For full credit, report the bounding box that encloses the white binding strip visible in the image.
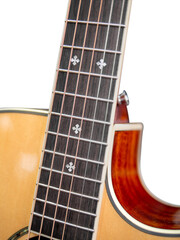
[107,123,180,236]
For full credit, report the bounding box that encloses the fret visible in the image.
[56,137,105,161]
[54,90,114,103]
[45,135,106,162]
[43,150,104,166]
[32,213,94,232]
[38,160,101,196]
[56,72,116,100]
[51,112,111,125]
[30,230,56,240]
[57,191,98,215]
[62,44,122,54]
[47,130,108,146]
[52,93,113,122]
[38,183,99,201]
[35,198,97,217]
[59,68,117,79]
[66,19,126,28]
[40,166,102,184]
[42,151,104,181]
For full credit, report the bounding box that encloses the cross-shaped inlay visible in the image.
[72,124,81,134]
[96,59,107,70]
[66,162,75,172]
[70,55,80,66]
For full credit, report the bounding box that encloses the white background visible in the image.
[0,0,180,205]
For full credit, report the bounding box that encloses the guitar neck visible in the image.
[29,0,132,239]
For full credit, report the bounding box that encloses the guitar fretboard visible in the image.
[29,0,130,239]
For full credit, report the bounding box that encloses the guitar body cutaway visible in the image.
[0,110,180,240]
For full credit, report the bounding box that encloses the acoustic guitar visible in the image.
[1,0,180,239]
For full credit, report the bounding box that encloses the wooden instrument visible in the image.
[1,0,180,239]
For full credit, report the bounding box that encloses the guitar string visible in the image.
[73,0,121,238]
[27,0,73,239]
[60,1,105,239]
[84,0,127,236]
[35,0,83,239]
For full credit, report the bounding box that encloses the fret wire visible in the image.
[40,166,102,184]
[47,131,108,146]
[51,112,111,125]
[43,149,105,166]
[31,231,58,240]
[33,213,94,232]
[59,68,118,79]
[66,19,126,28]
[38,183,99,201]
[62,44,122,54]
[54,90,114,103]
[35,198,97,217]
[37,0,84,239]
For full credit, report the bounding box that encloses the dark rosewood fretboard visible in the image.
[29,0,130,239]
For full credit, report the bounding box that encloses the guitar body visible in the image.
[1,110,179,240]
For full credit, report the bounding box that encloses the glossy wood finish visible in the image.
[1,112,180,240]
[0,112,47,240]
[114,102,129,123]
[97,187,180,240]
[111,129,180,231]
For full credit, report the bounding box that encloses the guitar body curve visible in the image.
[1,110,180,240]
[0,110,47,240]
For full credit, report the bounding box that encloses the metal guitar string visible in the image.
[32,0,82,239]
[81,0,127,237]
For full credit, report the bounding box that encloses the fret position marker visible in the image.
[70,55,80,66]
[96,59,107,70]
[72,124,81,134]
[66,162,75,172]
